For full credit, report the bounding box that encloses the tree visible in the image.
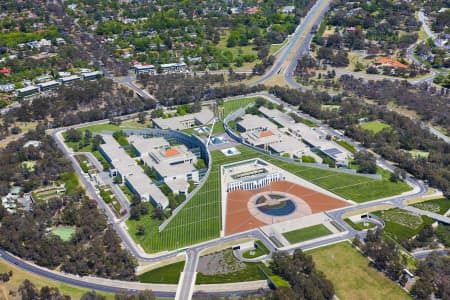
[65,128,82,143]
[113,176,122,184]
[137,112,147,124]
[354,150,377,174]
[136,225,145,236]
[19,280,38,300]
[92,135,103,151]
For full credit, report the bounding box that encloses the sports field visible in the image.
[308,242,410,300]
[359,121,392,134]
[283,224,332,244]
[127,145,411,252]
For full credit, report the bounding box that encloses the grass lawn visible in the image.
[52,226,76,242]
[0,260,114,300]
[359,121,392,134]
[335,139,357,154]
[211,121,225,135]
[344,218,376,231]
[76,123,121,133]
[223,97,260,117]
[127,145,411,252]
[407,149,430,159]
[373,208,434,243]
[308,242,411,300]
[242,248,265,259]
[411,198,450,215]
[283,224,332,244]
[138,261,185,284]
[321,104,340,111]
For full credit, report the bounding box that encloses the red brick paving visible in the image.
[225,180,349,235]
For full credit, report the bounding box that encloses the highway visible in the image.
[250,0,331,87]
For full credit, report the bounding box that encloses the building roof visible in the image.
[100,134,168,208]
[128,136,169,154]
[15,85,39,93]
[59,75,80,82]
[259,130,274,138]
[0,67,11,74]
[165,178,188,193]
[268,135,308,154]
[134,64,155,70]
[164,148,180,157]
[39,80,60,88]
[152,109,214,130]
[375,57,408,69]
[258,106,295,127]
[237,114,277,132]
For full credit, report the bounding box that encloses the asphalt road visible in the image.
[250,0,331,87]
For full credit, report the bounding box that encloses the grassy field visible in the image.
[407,149,430,159]
[0,260,114,300]
[373,208,434,243]
[138,261,185,284]
[242,248,265,259]
[127,145,411,252]
[222,97,260,117]
[308,242,411,300]
[344,219,376,231]
[411,198,450,215]
[52,226,76,242]
[283,224,332,244]
[335,139,357,154]
[359,121,392,134]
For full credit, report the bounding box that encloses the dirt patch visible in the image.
[197,249,245,275]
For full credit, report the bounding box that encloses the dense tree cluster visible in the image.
[139,73,265,106]
[402,224,450,251]
[411,253,450,300]
[270,250,335,299]
[316,0,420,52]
[338,76,450,129]
[6,79,156,128]
[0,130,136,280]
[17,280,156,300]
[357,229,406,281]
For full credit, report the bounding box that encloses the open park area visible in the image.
[308,242,411,300]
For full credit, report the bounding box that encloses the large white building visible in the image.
[129,135,200,195]
[258,107,351,166]
[152,109,215,130]
[237,113,309,158]
[99,135,169,208]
